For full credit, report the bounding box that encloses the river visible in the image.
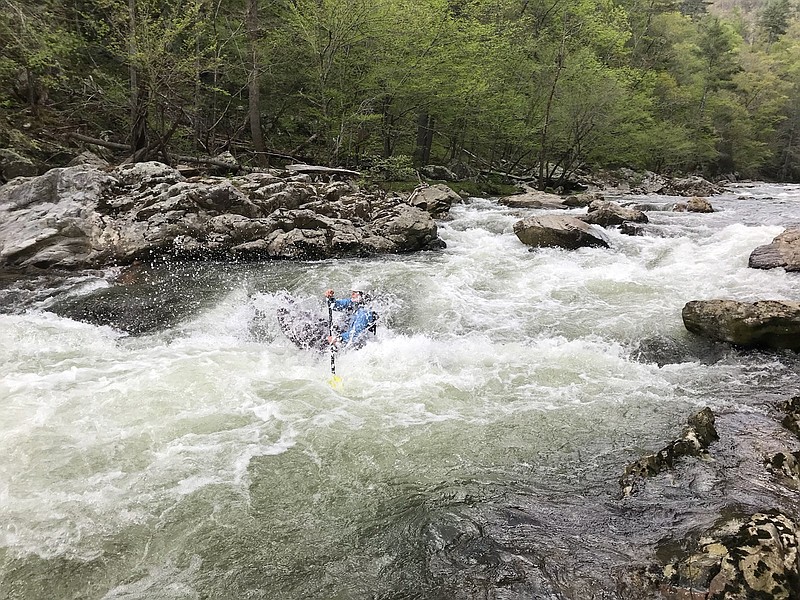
[1,182,799,599]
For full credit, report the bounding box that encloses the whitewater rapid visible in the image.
[1,183,799,598]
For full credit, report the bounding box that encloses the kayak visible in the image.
[276,303,330,352]
[276,297,378,352]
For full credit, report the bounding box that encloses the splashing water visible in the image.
[2,183,800,598]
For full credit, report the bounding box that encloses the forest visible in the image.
[1,0,799,189]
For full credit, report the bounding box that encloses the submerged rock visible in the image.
[749,228,800,272]
[513,215,610,250]
[682,300,800,351]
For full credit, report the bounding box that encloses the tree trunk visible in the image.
[247,0,268,167]
[413,113,434,166]
[537,21,567,190]
[128,0,148,157]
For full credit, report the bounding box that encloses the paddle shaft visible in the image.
[327,300,336,376]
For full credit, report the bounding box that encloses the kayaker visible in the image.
[324,285,377,348]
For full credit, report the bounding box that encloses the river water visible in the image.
[1,183,800,599]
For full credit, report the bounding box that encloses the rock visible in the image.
[620,407,718,496]
[619,222,646,236]
[406,183,460,218]
[564,191,603,207]
[579,200,649,227]
[419,164,459,181]
[447,162,478,180]
[285,163,361,178]
[664,176,724,197]
[654,512,800,600]
[0,148,39,181]
[498,190,568,209]
[749,228,800,271]
[673,196,714,212]
[0,162,445,270]
[780,396,800,438]
[766,451,800,482]
[513,215,610,250]
[211,151,240,173]
[67,151,109,169]
[682,299,800,351]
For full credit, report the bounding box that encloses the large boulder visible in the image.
[0,162,445,269]
[682,300,800,351]
[673,196,714,213]
[419,164,459,181]
[579,200,648,227]
[499,189,568,209]
[406,183,460,218]
[665,176,724,197]
[749,228,800,271]
[513,215,610,250]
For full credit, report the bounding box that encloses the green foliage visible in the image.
[5,0,800,181]
[363,155,417,181]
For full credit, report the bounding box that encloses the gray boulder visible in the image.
[513,215,610,250]
[0,148,39,182]
[0,162,445,269]
[673,196,715,212]
[580,200,649,227]
[419,164,459,181]
[665,176,724,197]
[682,299,800,351]
[749,228,800,271]
[406,183,460,218]
[499,189,568,209]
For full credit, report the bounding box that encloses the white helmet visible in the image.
[350,281,369,293]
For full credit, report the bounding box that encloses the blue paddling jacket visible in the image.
[330,298,377,346]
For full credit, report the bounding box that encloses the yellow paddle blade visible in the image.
[328,374,343,389]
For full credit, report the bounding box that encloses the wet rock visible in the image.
[749,228,800,272]
[651,511,800,600]
[780,396,800,438]
[619,222,646,236]
[47,270,211,334]
[513,215,610,250]
[498,190,569,209]
[672,196,714,213]
[682,300,800,351]
[620,407,718,496]
[631,335,727,366]
[766,451,800,483]
[0,162,445,269]
[664,176,724,197]
[579,200,648,227]
[563,191,603,207]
